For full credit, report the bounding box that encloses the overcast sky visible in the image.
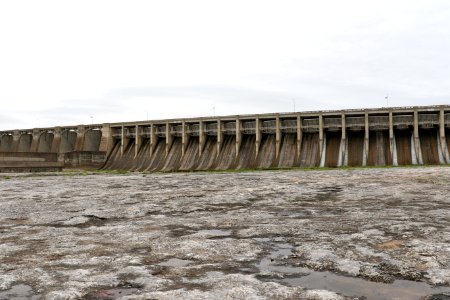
[1,0,450,129]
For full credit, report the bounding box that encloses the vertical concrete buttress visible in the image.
[182,121,189,157]
[150,124,157,156]
[12,130,20,152]
[217,119,223,157]
[166,122,172,157]
[255,117,261,158]
[121,126,126,156]
[236,118,242,158]
[364,111,369,166]
[439,108,448,163]
[275,116,281,159]
[389,110,394,161]
[75,126,86,151]
[318,114,324,164]
[135,125,141,158]
[413,109,420,164]
[99,124,114,155]
[341,113,346,165]
[51,127,62,153]
[30,129,40,152]
[297,114,302,161]
[199,121,205,155]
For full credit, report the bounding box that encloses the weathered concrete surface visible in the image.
[0,167,449,299]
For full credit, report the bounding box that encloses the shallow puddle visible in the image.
[283,272,450,300]
[87,287,141,299]
[159,258,194,267]
[0,284,40,300]
[197,229,232,237]
[256,242,450,300]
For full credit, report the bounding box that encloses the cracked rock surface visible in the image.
[0,167,449,299]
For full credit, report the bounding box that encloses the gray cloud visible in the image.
[2,1,450,130]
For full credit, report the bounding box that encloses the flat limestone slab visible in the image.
[0,167,449,299]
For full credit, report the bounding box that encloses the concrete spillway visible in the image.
[419,128,440,165]
[197,137,217,170]
[257,134,276,168]
[367,131,392,166]
[277,134,297,168]
[1,105,450,172]
[299,133,320,168]
[324,131,341,168]
[346,131,364,166]
[179,138,199,171]
[237,135,256,169]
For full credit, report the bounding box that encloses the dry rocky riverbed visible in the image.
[0,167,449,300]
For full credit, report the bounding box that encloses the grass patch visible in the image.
[62,164,450,176]
[90,169,129,175]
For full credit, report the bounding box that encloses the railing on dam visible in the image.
[323,117,341,130]
[419,114,439,127]
[205,123,218,136]
[188,124,200,136]
[242,121,256,134]
[262,120,276,133]
[346,117,365,129]
[302,118,319,132]
[223,122,236,134]
[172,125,183,137]
[142,127,151,138]
[281,120,297,133]
[369,116,389,130]
[393,115,413,128]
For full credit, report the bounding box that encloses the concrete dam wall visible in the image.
[1,105,450,171]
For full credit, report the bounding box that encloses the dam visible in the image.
[0,105,449,171]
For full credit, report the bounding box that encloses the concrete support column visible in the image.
[199,121,205,156]
[99,124,114,154]
[364,111,369,166]
[217,120,223,157]
[275,116,281,159]
[413,109,420,164]
[12,130,21,152]
[30,129,40,152]
[51,127,62,153]
[236,118,241,158]
[165,122,172,157]
[318,114,324,163]
[120,126,127,156]
[135,125,141,158]
[297,114,303,161]
[75,125,86,151]
[255,117,261,158]
[182,121,189,157]
[341,114,346,166]
[439,108,448,163]
[150,124,157,156]
[389,111,394,162]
